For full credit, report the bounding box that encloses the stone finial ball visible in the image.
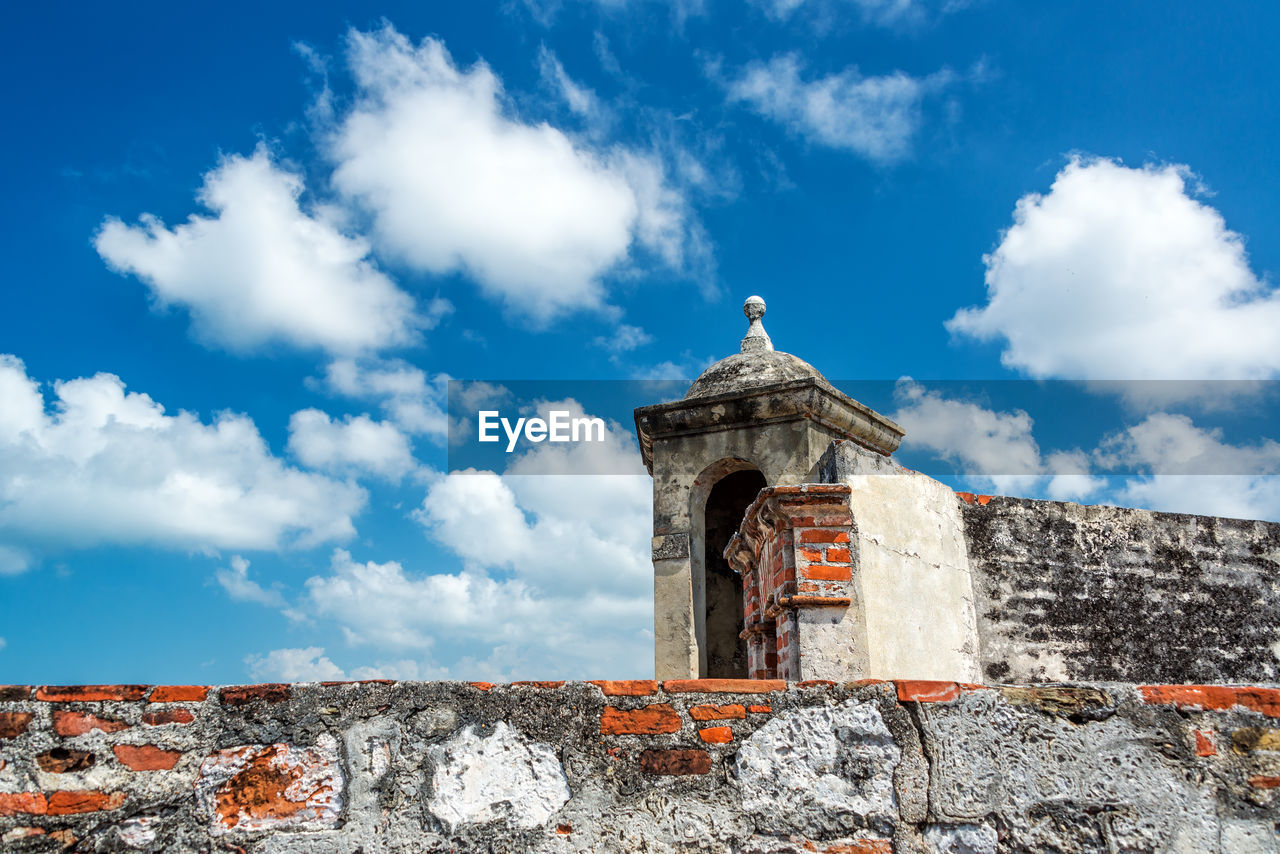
[743,296,766,320]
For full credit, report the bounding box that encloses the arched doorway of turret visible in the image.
[690,458,768,678]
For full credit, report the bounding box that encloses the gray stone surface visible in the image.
[3,680,1279,852]
[962,495,1280,683]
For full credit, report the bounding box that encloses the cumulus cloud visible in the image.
[0,355,364,571]
[594,323,653,354]
[288,409,418,481]
[724,54,954,162]
[291,401,653,679]
[892,381,1100,499]
[948,157,1280,385]
[245,647,346,682]
[321,358,449,440]
[893,382,1280,521]
[327,26,705,321]
[95,147,422,354]
[216,555,286,607]
[1096,414,1280,522]
[245,646,432,681]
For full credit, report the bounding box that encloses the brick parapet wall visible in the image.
[726,485,858,681]
[3,679,1279,851]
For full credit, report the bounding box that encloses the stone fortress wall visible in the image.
[5,298,1279,852]
[3,679,1280,852]
[722,439,1280,689]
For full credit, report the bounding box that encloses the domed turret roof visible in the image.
[684,296,831,399]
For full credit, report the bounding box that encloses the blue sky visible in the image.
[3,0,1279,684]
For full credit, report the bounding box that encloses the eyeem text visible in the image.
[477,410,607,453]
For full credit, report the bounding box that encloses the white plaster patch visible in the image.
[1218,820,1280,854]
[842,468,983,681]
[427,721,570,830]
[117,816,159,848]
[926,822,998,854]
[735,700,899,827]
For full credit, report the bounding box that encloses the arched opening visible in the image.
[701,468,767,678]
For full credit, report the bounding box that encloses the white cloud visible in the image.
[724,54,953,162]
[537,45,605,122]
[327,26,704,321]
[95,147,422,354]
[245,647,346,682]
[292,401,654,679]
[244,645,434,682]
[893,382,1280,520]
[1096,413,1280,522]
[288,409,418,481]
[216,555,286,607]
[757,0,969,27]
[594,323,653,354]
[0,355,364,570]
[892,381,1100,500]
[321,357,450,440]
[1111,475,1280,524]
[1097,413,1280,477]
[948,157,1280,384]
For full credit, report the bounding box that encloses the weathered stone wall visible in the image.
[961,494,1280,684]
[3,679,1280,852]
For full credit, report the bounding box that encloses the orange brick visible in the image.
[0,711,34,739]
[600,704,681,735]
[699,726,733,743]
[114,744,182,771]
[1248,775,1280,788]
[1139,685,1280,717]
[896,680,960,703]
[590,680,658,696]
[0,792,48,816]
[53,711,130,736]
[35,685,148,702]
[663,679,786,694]
[142,708,195,726]
[821,842,892,854]
[45,791,125,815]
[556,824,572,835]
[798,547,826,562]
[220,684,290,706]
[37,748,95,773]
[747,704,772,714]
[148,685,209,703]
[825,547,851,563]
[798,582,819,592]
[689,703,746,721]
[799,530,849,544]
[805,564,852,581]
[638,748,711,775]
[469,682,495,691]
[0,686,31,701]
[1193,730,1217,757]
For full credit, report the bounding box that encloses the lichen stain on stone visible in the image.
[196,735,342,835]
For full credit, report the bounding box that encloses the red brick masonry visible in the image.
[2,679,1279,847]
